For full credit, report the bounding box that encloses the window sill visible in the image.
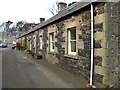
[64,54,79,59]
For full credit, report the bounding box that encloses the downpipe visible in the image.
[87,4,96,88]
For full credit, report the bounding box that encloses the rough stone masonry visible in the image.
[18,2,120,88]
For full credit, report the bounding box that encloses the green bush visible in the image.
[20,47,26,50]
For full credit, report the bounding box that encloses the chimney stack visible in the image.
[40,18,45,23]
[58,2,67,11]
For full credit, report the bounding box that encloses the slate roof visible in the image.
[17,0,103,38]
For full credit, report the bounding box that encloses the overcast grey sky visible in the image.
[0,0,80,23]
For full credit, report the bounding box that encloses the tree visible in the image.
[16,21,25,31]
[0,21,13,32]
[22,23,35,31]
[0,23,5,32]
[0,20,35,39]
[5,21,13,32]
[16,21,35,31]
[0,20,37,34]
[48,0,59,15]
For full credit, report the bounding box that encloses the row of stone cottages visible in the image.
[17,1,119,88]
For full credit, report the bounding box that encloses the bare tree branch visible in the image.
[48,0,59,15]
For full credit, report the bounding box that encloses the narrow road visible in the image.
[2,47,88,88]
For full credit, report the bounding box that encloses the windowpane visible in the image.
[49,32,54,51]
[70,29,76,40]
[40,35,42,49]
[52,33,54,41]
[67,27,76,55]
[71,41,76,52]
[34,37,36,47]
[52,42,54,49]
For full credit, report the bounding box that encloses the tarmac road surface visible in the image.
[2,47,88,88]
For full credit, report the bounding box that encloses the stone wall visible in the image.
[42,5,92,82]
[30,3,106,86]
[103,2,119,87]
[94,3,106,84]
[19,2,119,87]
[93,3,119,88]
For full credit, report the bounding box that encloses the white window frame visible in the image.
[49,33,54,52]
[68,27,76,55]
[39,35,42,49]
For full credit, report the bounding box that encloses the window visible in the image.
[33,35,36,53]
[33,36,36,48]
[40,35,42,49]
[68,27,76,55]
[49,32,54,52]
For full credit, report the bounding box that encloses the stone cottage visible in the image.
[17,1,119,88]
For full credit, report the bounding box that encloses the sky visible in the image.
[0,0,80,24]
